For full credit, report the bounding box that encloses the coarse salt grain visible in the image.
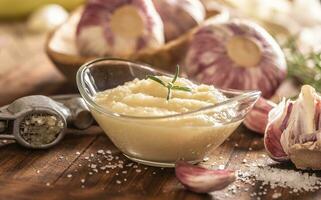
[67,174,72,178]
[106,150,112,154]
[97,150,104,154]
[272,192,282,199]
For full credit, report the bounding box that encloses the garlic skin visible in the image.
[184,20,286,98]
[244,97,276,134]
[264,85,321,169]
[175,161,235,193]
[76,0,164,57]
[152,0,205,41]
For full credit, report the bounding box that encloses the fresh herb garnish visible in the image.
[146,65,192,100]
[283,37,321,91]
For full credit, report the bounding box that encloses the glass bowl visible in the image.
[76,58,260,167]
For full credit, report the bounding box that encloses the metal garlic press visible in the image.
[0,95,94,149]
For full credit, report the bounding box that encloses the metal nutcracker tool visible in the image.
[0,95,94,149]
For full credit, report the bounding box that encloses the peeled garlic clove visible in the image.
[152,0,205,41]
[175,161,235,193]
[76,0,164,57]
[244,97,276,134]
[184,20,286,98]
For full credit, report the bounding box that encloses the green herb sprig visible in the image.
[283,37,321,91]
[146,65,192,100]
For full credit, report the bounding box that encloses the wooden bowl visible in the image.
[46,6,229,85]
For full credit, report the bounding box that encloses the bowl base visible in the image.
[123,153,201,168]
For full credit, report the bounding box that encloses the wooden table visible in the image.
[1,22,321,200]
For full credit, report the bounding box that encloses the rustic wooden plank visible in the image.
[0,126,101,184]
[53,134,194,199]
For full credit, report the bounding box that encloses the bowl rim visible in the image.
[76,57,261,120]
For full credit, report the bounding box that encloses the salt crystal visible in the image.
[106,150,112,154]
[116,180,121,184]
[36,170,40,174]
[91,164,97,169]
[203,157,209,162]
[272,192,282,199]
[218,165,225,170]
[46,182,50,186]
[136,169,142,173]
[81,179,85,183]
[90,153,94,157]
[97,150,104,154]
[67,174,72,178]
[76,151,81,155]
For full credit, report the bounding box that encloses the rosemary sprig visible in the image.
[283,37,321,92]
[146,65,192,100]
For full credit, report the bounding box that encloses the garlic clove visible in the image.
[264,98,290,161]
[244,97,276,134]
[175,161,235,193]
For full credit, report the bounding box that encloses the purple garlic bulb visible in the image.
[184,20,287,98]
[152,0,205,41]
[76,0,164,57]
[265,85,321,169]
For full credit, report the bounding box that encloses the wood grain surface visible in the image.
[1,21,321,200]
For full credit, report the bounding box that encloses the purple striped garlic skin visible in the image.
[184,20,286,98]
[264,85,321,169]
[76,0,164,57]
[152,0,205,41]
